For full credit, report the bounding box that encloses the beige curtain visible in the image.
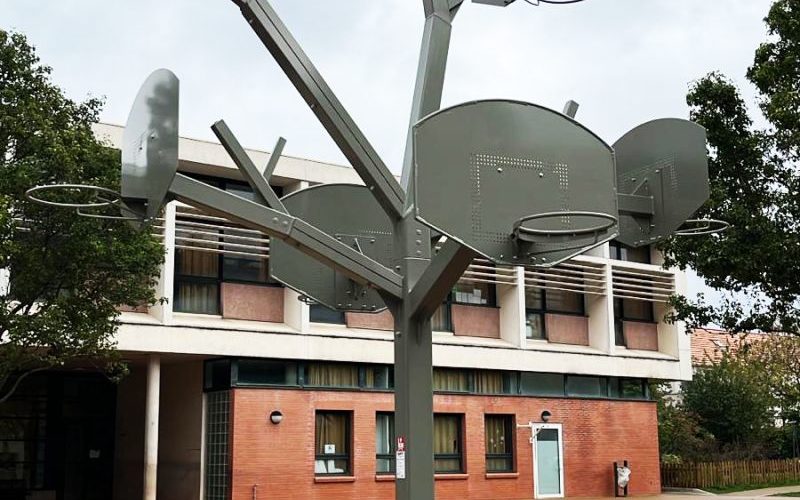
[175,282,217,314]
[474,371,503,394]
[433,369,468,392]
[485,416,508,454]
[307,364,358,387]
[315,412,348,455]
[433,415,460,472]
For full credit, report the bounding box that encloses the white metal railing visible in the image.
[611,264,675,302]
[522,257,606,296]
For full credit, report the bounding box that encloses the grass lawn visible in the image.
[706,480,800,494]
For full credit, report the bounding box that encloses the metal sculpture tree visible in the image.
[26,1,725,499]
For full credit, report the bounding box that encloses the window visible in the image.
[485,415,514,472]
[315,411,351,475]
[434,414,463,473]
[525,288,585,340]
[175,243,220,314]
[452,281,496,306]
[610,378,647,399]
[431,302,452,331]
[235,359,297,386]
[310,304,346,324]
[609,241,651,264]
[520,373,565,396]
[205,391,231,500]
[433,369,470,392]
[614,297,655,346]
[204,359,232,391]
[363,365,393,390]
[566,375,607,397]
[375,413,395,474]
[474,370,517,395]
[304,363,359,388]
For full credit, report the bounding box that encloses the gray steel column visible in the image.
[395,3,459,499]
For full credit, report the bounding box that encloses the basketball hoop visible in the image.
[512,211,617,242]
[25,184,122,209]
[674,218,729,236]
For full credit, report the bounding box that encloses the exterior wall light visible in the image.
[269,410,283,425]
[540,410,552,423]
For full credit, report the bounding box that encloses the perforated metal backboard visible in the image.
[121,69,179,219]
[269,184,394,312]
[413,99,618,267]
[613,118,709,247]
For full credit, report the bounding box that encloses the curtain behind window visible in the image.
[433,414,461,472]
[485,415,512,471]
[474,371,503,394]
[375,413,395,473]
[306,364,358,387]
[315,412,349,474]
[433,369,469,392]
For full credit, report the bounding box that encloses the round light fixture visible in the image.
[269,410,283,425]
[540,410,552,423]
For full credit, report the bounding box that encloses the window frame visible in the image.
[433,413,465,474]
[609,240,651,264]
[314,410,352,476]
[484,414,515,473]
[375,412,395,475]
[613,297,656,346]
[525,288,587,340]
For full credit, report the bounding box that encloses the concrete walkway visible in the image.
[574,486,800,500]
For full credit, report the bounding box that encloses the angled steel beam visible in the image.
[617,193,655,216]
[263,136,286,180]
[231,0,405,220]
[169,173,403,298]
[407,239,476,319]
[211,120,287,213]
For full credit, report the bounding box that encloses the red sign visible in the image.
[396,436,405,452]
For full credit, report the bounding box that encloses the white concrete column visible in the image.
[283,288,310,332]
[143,354,161,500]
[498,266,526,347]
[151,201,176,324]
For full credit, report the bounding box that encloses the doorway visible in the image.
[532,423,564,499]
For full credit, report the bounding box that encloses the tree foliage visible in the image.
[741,334,800,424]
[0,30,164,401]
[660,0,800,334]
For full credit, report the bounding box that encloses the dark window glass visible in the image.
[431,302,452,331]
[524,288,585,340]
[525,312,546,340]
[315,411,351,475]
[617,378,646,399]
[614,297,654,347]
[236,360,297,385]
[519,373,564,396]
[545,289,584,314]
[566,376,607,397]
[304,363,359,388]
[609,241,651,264]
[485,415,514,472]
[376,413,395,474]
[434,414,463,473]
[364,366,393,390]
[204,360,231,390]
[452,281,496,306]
[433,369,470,392]
[310,304,346,324]
[222,255,268,283]
[206,390,231,500]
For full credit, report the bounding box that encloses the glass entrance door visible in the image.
[533,424,564,498]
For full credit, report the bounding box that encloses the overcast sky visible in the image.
[2,0,775,300]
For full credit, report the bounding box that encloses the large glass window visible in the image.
[434,414,463,473]
[474,371,516,395]
[309,304,346,325]
[485,415,514,472]
[452,281,496,306]
[363,365,393,390]
[614,297,655,346]
[175,243,220,314]
[433,369,470,392]
[375,413,395,474]
[304,363,359,388]
[314,411,351,475]
[566,375,607,397]
[235,359,297,386]
[519,373,565,396]
[609,378,647,399]
[525,288,585,340]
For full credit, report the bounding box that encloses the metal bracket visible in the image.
[563,99,579,119]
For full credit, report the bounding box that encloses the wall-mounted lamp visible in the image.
[269,410,283,425]
[540,410,551,423]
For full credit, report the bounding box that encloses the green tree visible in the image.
[0,30,164,402]
[742,334,800,425]
[660,0,800,334]
[654,384,717,462]
[683,353,778,458]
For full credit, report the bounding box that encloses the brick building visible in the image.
[0,123,693,499]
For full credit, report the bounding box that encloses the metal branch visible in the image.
[407,239,476,318]
[211,120,287,213]
[232,0,405,220]
[263,136,286,181]
[169,174,403,298]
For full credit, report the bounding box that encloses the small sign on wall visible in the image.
[396,436,406,479]
[324,444,336,455]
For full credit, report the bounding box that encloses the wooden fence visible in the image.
[662,459,800,489]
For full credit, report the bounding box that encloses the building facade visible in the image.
[0,123,691,500]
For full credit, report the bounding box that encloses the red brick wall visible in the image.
[229,388,660,499]
[545,313,590,346]
[221,283,284,323]
[452,305,501,339]
[623,321,659,351]
[346,309,394,331]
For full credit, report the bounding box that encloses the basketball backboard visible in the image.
[269,184,395,312]
[121,69,180,219]
[413,99,618,267]
[614,118,709,247]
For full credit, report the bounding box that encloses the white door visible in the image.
[532,424,564,499]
